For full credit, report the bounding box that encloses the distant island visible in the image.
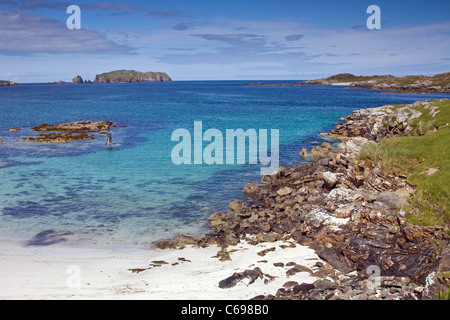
[0,80,19,86]
[249,72,450,94]
[304,72,450,93]
[94,70,172,83]
[43,70,172,85]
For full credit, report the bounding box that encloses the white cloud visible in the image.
[0,10,133,55]
[148,19,450,78]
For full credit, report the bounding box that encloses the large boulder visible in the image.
[242,182,260,197]
[322,171,338,190]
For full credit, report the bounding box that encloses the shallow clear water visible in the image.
[1,81,449,248]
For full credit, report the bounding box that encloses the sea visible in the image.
[1,81,449,249]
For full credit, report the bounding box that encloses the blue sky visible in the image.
[0,0,449,82]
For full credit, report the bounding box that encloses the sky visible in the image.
[0,0,449,82]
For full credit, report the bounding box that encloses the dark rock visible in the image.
[72,75,83,84]
[152,239,177,250]
[293,283,315,294]
[218,267,263,289]
[313,279,337,290]
[315,246,354,274]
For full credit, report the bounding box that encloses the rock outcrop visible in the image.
[32,120,114,132]
[94,70,172,83]
[72,75,84,84]
[19,120,115,143]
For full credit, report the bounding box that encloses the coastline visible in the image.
[248,71,450,94]
[0,238,322,300]
[1,99,449,300]
[153,98,450,300]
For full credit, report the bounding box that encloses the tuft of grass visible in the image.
[437,289,450,300]
[358,99,450,226]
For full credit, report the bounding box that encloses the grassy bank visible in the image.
[358,99,450,226]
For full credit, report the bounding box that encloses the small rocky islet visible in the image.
[7,120,115,143]
[154,98,450,300]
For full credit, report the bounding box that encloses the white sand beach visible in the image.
[0,238,323,300]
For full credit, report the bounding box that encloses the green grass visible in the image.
[326,73,372,82]
[438,289,450,300]
[358,99,450,225]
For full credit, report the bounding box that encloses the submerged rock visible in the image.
[20,120,116,143]
[22,133,95,143]
[32,120,114,132]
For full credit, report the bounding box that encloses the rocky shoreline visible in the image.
[154,99,450,300]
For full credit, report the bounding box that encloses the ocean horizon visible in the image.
[1,81,449,249]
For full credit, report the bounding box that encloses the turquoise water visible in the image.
[1,81,449,248]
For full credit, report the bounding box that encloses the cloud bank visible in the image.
[0,9,133,55]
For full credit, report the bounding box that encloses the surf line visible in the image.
[171,121,279,175]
